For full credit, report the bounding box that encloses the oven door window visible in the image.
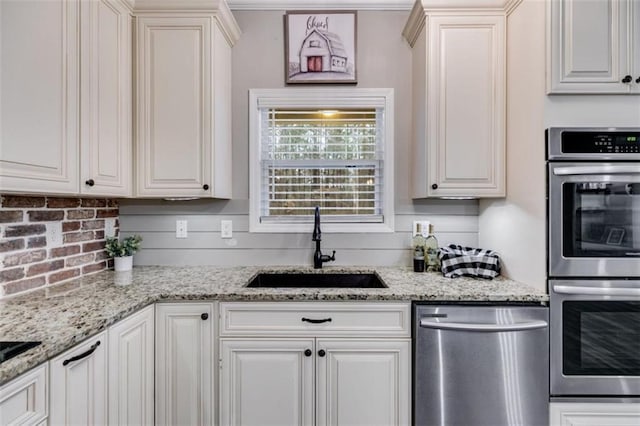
[563,301,640,376]
[563,181,640,257]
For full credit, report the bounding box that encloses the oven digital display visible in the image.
[561,131,640,154]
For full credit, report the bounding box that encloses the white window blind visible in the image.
[259,108,384,223]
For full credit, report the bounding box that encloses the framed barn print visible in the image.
[284,10,357,84]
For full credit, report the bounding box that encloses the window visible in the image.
[249,88,394,233]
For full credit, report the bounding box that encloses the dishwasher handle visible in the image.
[419,318,548,332]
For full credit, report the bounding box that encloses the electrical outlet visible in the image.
[46,222,63,247]
[176,220,188,239]
[412,220,431,237]
[221,220,233,239]
[104,218,116,238]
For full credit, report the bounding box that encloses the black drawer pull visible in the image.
[63,341,100,366]
[318,349,326,357]
[201,313,209,320]
[622,75,632,83]
[302,317,332,324]
[304,349,312,357]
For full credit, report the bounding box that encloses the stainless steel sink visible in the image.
[246,273,387,288]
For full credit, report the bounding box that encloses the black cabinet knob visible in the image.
[622,75,632,83]
[636,76,640,84]
[431,183,438,190]
[201,313,209,320]
[203,184,210,190]
[318,349,326,357]
[304,349,312,357]
[85,179,95,187]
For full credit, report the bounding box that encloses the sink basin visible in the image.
[246,273,387,288]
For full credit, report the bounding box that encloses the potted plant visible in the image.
[105,235,142,272]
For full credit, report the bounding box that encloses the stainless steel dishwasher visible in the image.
[414,304,549,426]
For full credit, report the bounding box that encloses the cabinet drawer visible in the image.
[0,364,48,426]
[220,302,411,337]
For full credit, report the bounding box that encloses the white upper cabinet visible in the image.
[403,0,510,198]
[133,0,240,198]
[81,0,133,196]
[0,0,133,196]
[0,0,80,195]
[548,0,640,94]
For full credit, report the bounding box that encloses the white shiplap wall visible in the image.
[119,199,478,266]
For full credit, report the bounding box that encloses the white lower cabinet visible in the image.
[107,305,154,425]
[316,339,410,426]
[155,303,215,426]
[0,364,48,426]
[220,339,315,426]
[50,332,108,425]
[550,402,640,425]
[219,302,412,426]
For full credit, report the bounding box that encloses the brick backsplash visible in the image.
[0,195,119,298]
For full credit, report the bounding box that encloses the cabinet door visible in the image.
[0,0,79,194]
[426,15,505,197]
[80,0,132,196]
[155,303,214,426]
[548,0,630,93]
[220,339,315,426]
[631,0,640,93]
[108,305,154,426]
[550,402,640,425]
[0,364,48,426]
[135,16,213,197]
[316,339,410,426]
[50,332,107,426]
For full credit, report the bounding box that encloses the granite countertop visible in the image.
[0,265,547,386]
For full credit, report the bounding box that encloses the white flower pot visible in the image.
[114,255,133,272]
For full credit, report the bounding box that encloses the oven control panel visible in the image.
[562,131,640,154]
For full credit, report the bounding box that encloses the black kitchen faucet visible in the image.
[312,206,336,269]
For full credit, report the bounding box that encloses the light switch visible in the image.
[221,220,232,239]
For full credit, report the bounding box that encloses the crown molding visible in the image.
[133,0,241,45]
[402,0,523,45]
[226,0,414,11]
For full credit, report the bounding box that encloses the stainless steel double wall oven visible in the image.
[547,127,640,398]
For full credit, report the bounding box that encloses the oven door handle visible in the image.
[553,285,640,297]
[419,319,548,332]
[553,165,640,176]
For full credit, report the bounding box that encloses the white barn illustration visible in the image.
[298,29,348,73]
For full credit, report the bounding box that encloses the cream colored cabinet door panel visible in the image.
[80,0,132,197]
[0,364,48,426]
[550,402,640,425]
[548,0,633,93]
[155,303,214,426]
[0,0,79,195]
[108,305,154,426]
[316,339,410,426]
[219,339,315,426]
[632,0,640,93]
[135,16,213,197]
[427,15,505,197]
[50,332,107,426]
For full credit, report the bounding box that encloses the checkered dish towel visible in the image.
[439,245,501,279]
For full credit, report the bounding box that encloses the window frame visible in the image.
[249,88,395,233]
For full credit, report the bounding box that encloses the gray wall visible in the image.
[120,10,479,267]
